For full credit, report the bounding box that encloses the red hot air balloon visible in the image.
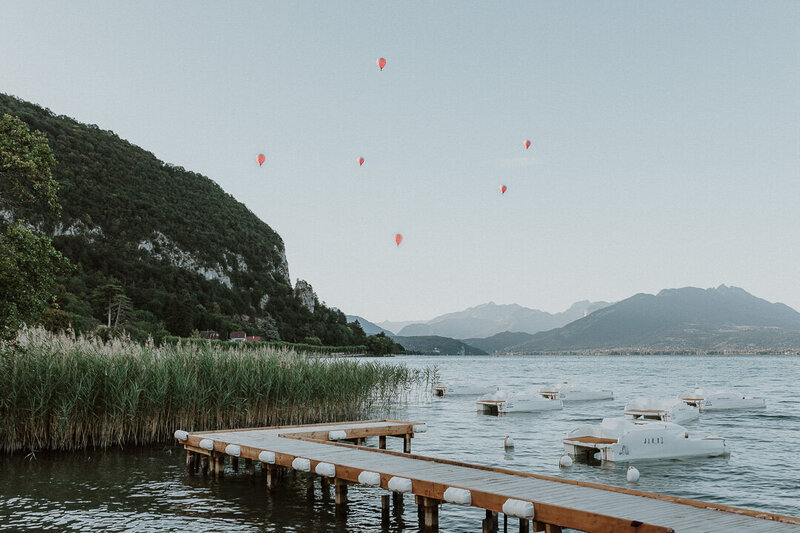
[357,157,365,166]
[377,57,386,71]
[257,154,266,166]
[394,234,403,246]
[524,140,531,150]
[500,185,507,194]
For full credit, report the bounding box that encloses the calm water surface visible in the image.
[1,355,798,531]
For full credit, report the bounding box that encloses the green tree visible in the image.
[0,114,59,215]
[90,282,132,328]
[0,114,69,339]
[0,223,69,338]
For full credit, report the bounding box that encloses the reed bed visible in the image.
[0,328,424,453]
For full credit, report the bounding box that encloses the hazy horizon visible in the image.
[2,1,798,321]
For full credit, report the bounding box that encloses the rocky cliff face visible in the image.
[294,279,317,312]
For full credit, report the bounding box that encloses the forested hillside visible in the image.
[0,94,366,345]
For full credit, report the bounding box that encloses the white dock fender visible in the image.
[292,457,311,472]
[224,444,241,457]
[387,476,413,493]
[174,430,189,441]
[328,430,347,441]
[412,424,427,433]
[358,471,381,486]
[258,450,276,464]
[199,438,214,451]
[443,487,471,505]
[502,498,535,519]
[315,462,336,477]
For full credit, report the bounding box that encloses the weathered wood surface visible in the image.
[181,419,800,533]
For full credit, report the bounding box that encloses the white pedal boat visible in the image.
[624,397,699,425]
[433,383,495,397]
[563,418,729,462]
[539,382,614,402]
[682,388,766,411]
[476,389,563,414]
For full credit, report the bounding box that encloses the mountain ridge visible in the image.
[396,300,611,338]
[511,285,800,352]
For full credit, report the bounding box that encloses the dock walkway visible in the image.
[177,419,800,533]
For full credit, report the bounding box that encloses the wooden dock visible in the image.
[176,419,800,532]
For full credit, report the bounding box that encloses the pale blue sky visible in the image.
[1,1,799,321]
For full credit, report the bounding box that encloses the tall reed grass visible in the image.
[0,328,426,453]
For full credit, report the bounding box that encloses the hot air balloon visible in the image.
[500,185,507,194]
[377,57,386,71]
[357,157,365,166]
[257,154,266,166]
[524,140,531,150]
[394,234,403,246]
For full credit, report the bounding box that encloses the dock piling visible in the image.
[381,494,390,524]
[392,491,403,511]
[422,497,440,530]
[245,458,255,477]
[265,463,278,490]
[403,434,411,453]
[231,456,239,471]
[334,478,348,505]
[519,518,529,532]
[379,435,386,449]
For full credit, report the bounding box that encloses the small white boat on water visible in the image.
[539,382,614,402]
[432,383,495,397]
[624,397,699,425]
[563,418,729,462]
[476,389,563,415]
[682,388,766,411]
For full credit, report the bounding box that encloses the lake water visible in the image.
[1,355,798,531]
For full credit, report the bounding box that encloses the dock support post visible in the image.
[392,491,403,511]
[306,476,315,498]
[416,495,424,525]
[334,478,348,505]
[231,457,239,472]
[483,510,498,532]
[211,453,224,478]
[381,494,390,524]
[519,518,529,533]
[379,435,386,449]
[422,497,439,530]
[504,513,507,532]
[544,525,561,533]
[403,434,411,453]
[185,450,194,472]
[320,477,330,500]
[265,463,277,490]
[245,458,255,477]
[200,455,209,476]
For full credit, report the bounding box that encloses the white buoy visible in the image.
[559,454,573,468]
[627,465,640,482]
[504,435,515,450]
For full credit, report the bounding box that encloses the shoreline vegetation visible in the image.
[0,328,429,454]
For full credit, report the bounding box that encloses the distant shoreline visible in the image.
[399,350,800,356]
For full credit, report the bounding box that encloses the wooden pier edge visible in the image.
[276,433,800,526]
[180,420,800,532]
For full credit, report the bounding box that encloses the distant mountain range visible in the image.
[356,286,800,354]
[345,315,486,354]
[394,301,611,339]
[510,285,800,353]
[345,315,394,336]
